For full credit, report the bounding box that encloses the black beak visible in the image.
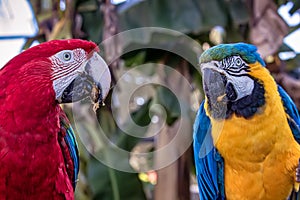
[202,67,228,119]
[60,73,96,103]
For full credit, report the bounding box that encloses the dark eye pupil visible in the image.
[64,53,71,60]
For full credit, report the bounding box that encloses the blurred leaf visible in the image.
[76,0,104,43]
[227,0,249,26]
[155,86,180,125]
[77,0,99,12]
[118,0,228,34]
[286,54,300,71]
[36,0,255,51]
[192,68,203,95]
[98,106,118,138]
[118,99,152,151]
[124,51,147,67]
[87,157,146,200]
[85,100,151,199]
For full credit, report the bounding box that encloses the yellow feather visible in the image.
[206,62,300,200]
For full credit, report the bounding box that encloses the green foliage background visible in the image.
[28,0,300,199]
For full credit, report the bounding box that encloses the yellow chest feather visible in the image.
[211,107,300,199]
[207,66,300,199]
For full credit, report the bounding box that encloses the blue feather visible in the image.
[278,85,300,143]
[194,87,300,199]
[193,102,225,200]
[278,85,300,199]
[195,43,300,199]
[63,125,79,189]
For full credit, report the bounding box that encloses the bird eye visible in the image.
[235,58,242,66]
[63,52,72,61]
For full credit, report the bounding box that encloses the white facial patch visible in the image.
[226,75,254,101]
[49,49,88,99]
[53,74,77,99]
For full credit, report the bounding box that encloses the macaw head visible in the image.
[1,39,111,110]
[199,43,267,120]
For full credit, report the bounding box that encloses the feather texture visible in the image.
[193,102,225,200]
[58,110,79,190]
[194,43,300,200]
[278,85,300,143]
[199,42,265,66]
[0,39,101,199]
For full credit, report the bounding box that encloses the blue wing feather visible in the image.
[194,85,300,200]
[277,85,300,143]
[58,110,80,190]
[193,102,225,200]
[64,125,80,189]
[278,85,300,199]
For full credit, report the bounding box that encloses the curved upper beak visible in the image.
[86,52,111,101]
[200,62,228,119]
[201,62,227,101]
[59,52,111,105]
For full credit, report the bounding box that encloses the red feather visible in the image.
[0,39,97,199]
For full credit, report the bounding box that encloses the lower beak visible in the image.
[60,52,111,105]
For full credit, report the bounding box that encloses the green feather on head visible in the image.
[199,43,265,66]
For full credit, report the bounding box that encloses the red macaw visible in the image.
[0,39,111,199]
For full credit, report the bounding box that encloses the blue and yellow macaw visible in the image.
[193,43,300,200]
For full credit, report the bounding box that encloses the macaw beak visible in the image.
[201,62,228,119]
[59,52,111,105]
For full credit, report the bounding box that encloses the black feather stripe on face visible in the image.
[226,78,265,119]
